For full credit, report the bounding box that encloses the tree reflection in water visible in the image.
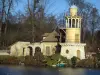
[0,65,100,75]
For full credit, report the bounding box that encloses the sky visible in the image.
[15,0,100,16]
[15,0,68,16]
[87,0,100,12]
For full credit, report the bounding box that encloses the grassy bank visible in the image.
[0,54,69,67]
[0,55,100,68]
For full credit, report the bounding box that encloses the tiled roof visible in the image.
[42,30,59,42]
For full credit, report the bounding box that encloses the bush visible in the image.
[76,57,98,68]
[45,54,69,67]
[0,55,20,65]
[24,56,37,66]
[71,56,77,67]
[24,55,46,66]
[45,56,58,66]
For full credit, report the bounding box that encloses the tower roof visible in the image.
[70,5,77,9]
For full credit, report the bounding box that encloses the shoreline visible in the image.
[0,64,100,69]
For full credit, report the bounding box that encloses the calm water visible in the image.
[0,65,100,75]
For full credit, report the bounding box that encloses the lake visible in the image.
[0,65,100,75]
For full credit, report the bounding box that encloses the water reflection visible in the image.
[0,65,100,75]
[0,65,60,75]
[59,68,86,75]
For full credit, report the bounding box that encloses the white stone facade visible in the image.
[60,43,86,59]
[10,42,86,59]
[10,41,30,56]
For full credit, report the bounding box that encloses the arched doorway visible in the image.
[28,46,33,56]
[77,50,81,59]
[35,47,41,53]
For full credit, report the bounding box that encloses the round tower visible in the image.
[66,5,82,43]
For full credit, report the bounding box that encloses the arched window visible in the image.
[77,50,81,59]
[66,50,69,54]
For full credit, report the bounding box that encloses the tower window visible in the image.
[72,19,75,28]
[76,19,78,28]
[69,19,71,28]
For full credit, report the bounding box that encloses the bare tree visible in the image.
[0,0,58,49]
[26,0,57,42]
[0,0,18,35]
[27,0,40,42]
[0,0,20,49]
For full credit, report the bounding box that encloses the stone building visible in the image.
[10,5,86,59]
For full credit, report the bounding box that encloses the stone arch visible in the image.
[77,50,81,59]
[28,46,33,56]
[35,47,41,53]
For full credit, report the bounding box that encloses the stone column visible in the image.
[68,18,69,28]
[66,19,67,28]
[80,19,81,28]
[76,19,78,28]
[80,18,81,43]
[79,19,80,28]
[60,32,62,42]
[71,18,72,28]
[75,19,76,28]
[78,18,79,28]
